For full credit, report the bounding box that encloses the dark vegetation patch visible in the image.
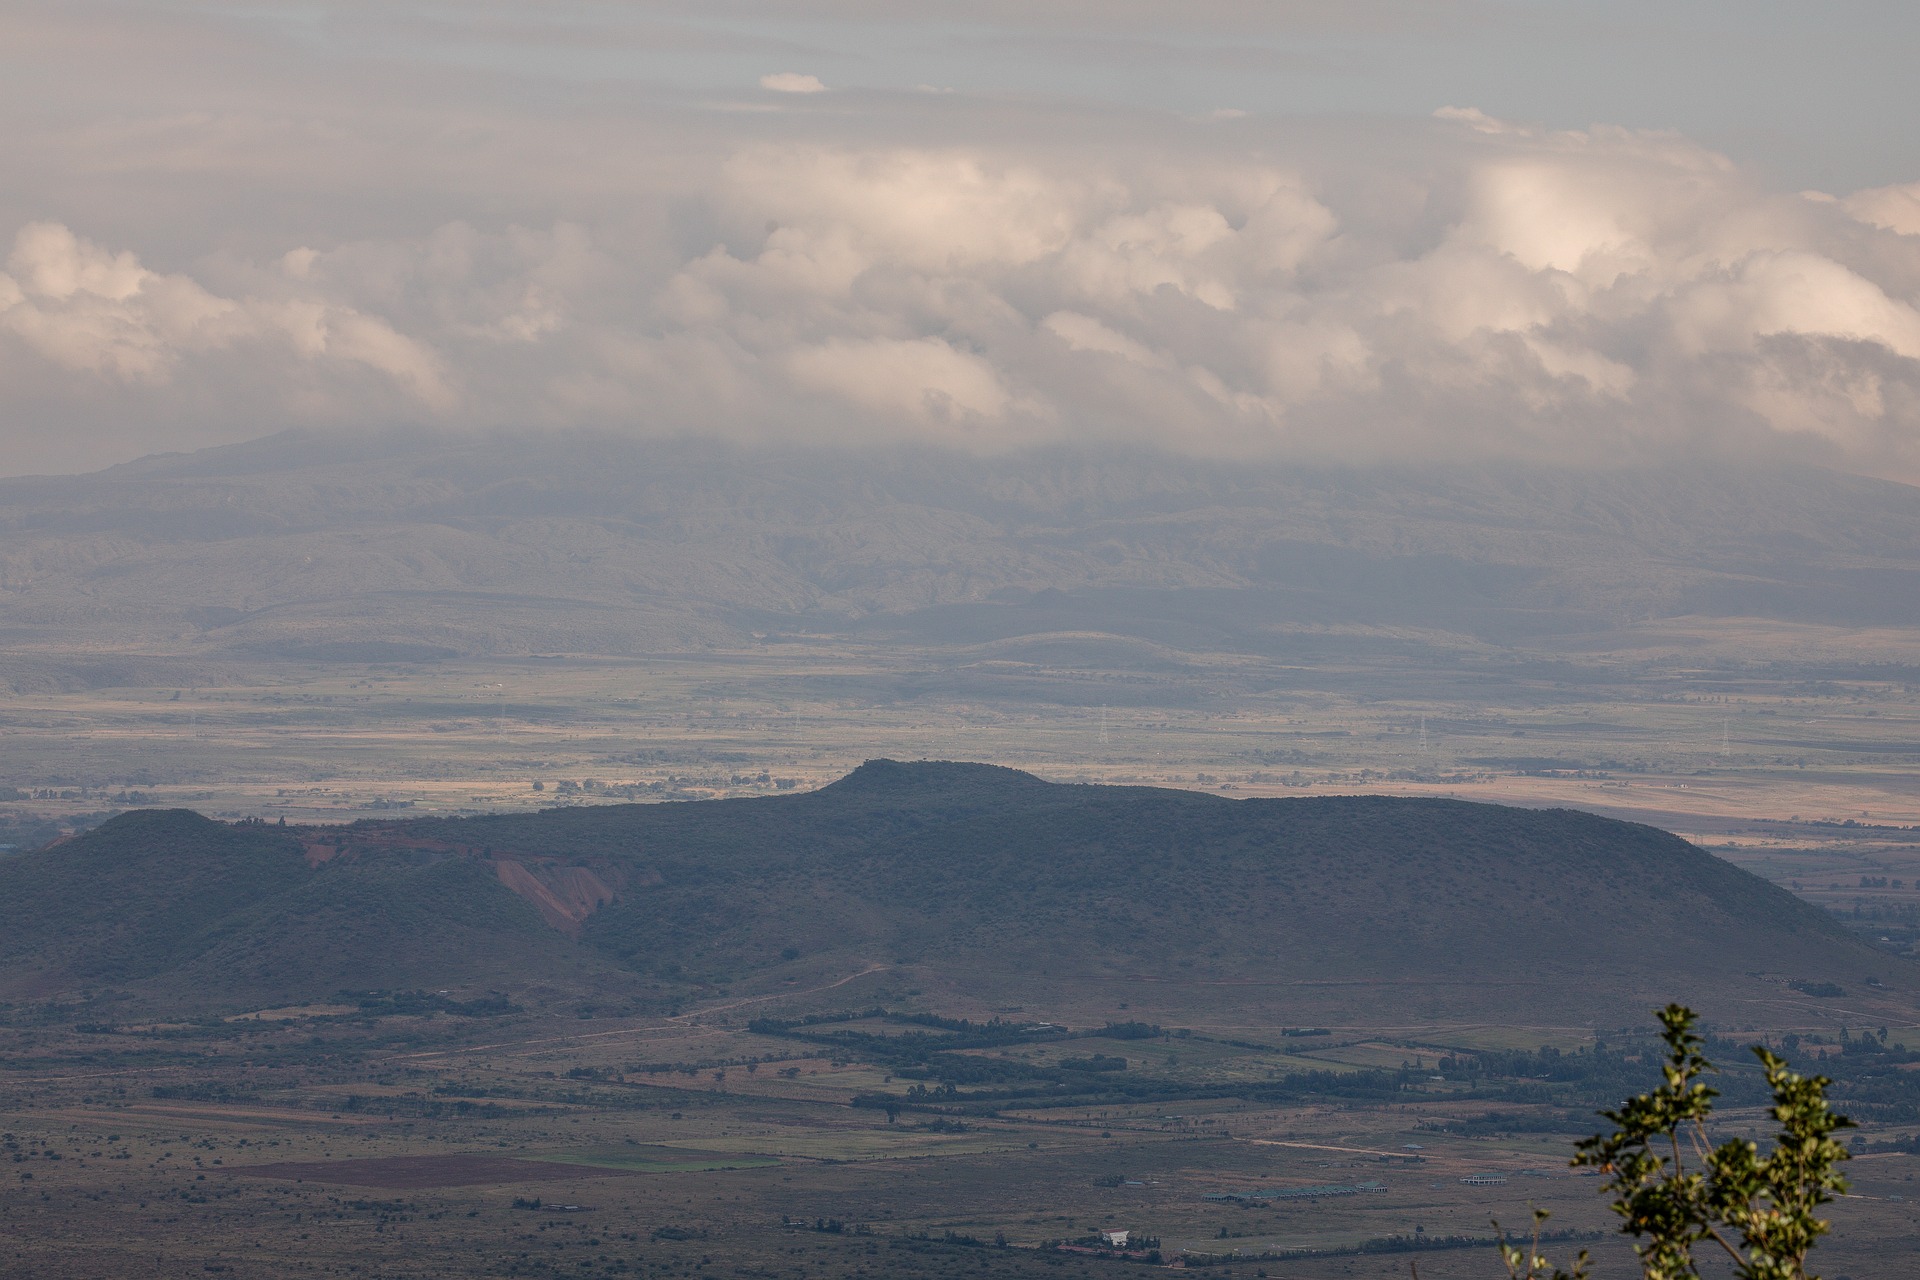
[227,1154,640,1189]
[748,1007,1920,1119]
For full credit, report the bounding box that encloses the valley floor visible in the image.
[3,990,1917,1278]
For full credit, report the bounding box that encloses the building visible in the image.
[1100,1229,1130,1248]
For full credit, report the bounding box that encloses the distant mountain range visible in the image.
[1,762,1898,1025]
[6,431,1920,682]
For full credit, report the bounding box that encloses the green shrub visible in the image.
[1503,1004,1850,1280]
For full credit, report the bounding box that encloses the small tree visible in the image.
[1499,1004,1851,1280]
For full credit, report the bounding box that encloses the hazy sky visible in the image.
[4,2,1920,478]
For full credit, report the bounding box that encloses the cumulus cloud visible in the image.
[5,108,1920,479]
[760,72,828,93]
[786,337,1019,426]
[0,222,453,407]
[1844,182,1920,237]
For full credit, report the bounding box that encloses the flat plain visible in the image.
[7,994,1920,1280]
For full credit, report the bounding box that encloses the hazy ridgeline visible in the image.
[8,430,1920,662]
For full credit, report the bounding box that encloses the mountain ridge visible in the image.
[9,431,1920,665]
[0,761,1902,1026]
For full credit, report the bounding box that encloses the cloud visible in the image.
[760,72,828,94]
[1845,182,1920,237]
[3,104,1920,480]
[1043,311,1160,365]
[0,222,453,407]
[786,337,1017,426]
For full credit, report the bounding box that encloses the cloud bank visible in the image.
[5,107,1920,478]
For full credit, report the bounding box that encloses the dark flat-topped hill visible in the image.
[0,762,1901,1023]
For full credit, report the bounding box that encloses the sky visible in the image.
[3,2,1920,479]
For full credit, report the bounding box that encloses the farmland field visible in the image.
[5,983,1920,1278]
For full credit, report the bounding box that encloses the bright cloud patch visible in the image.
[5,113,1920,477]
[760,73,828,94]
[0,222,452,407]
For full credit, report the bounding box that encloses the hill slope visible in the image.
[439,760,1905,1024]
[0,811,601,1007]
[0,762,1902,1023]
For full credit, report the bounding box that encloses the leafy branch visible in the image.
[1501,1004,1850,1280]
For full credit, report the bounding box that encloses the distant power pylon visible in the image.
[1099,705,1110,746]
[1420,715,1428,752]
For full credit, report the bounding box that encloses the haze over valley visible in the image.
[5,4,1920,1278]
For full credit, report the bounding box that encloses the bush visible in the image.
[1505,1004,1850,1280]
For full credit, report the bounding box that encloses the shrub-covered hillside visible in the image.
[0,762,1902,1022]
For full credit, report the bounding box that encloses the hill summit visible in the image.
[0,762,1901,1024]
